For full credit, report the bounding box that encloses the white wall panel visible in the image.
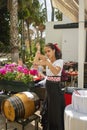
[62,29,78,62]
[46,22,78,62]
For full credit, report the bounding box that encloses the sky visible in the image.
[39,0,52,21]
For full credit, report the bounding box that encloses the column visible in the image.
[78,0,86,88]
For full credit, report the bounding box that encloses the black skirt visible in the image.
[46,80,65,130]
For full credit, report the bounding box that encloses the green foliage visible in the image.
[18,8,30,19]
[4,72,17,81]
[3,71,33,84]
[0,63,35,84]
[55,10,63,21]
[39,38,45,54]
[24,38,45,69]
[25,52,34,69]
[0,6,10,49]
[20,74,33,84]
[0,0,7,9]
[0,0,46,55]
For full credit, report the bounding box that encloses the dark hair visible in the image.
[45,43,62,59]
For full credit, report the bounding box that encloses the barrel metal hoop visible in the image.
[8,96,25,120]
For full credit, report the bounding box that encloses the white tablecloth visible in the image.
[64,105,87,130]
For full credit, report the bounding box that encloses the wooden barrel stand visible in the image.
[5,114,40,130]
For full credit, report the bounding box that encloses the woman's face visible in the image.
[44,46,55,60]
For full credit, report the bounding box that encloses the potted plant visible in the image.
[0,63,38,92]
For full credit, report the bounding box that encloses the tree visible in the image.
[0,0,47,62]
[8,0,19,63]
[0,1,10,52]
[55,10,63,21]
[33,3,46,42]
[19,0,46,55]
[50,0,62,21]
[18,0,38,55]
[44,0,48,21]
[25,0,41,54]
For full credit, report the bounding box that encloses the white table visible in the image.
[64,105,87,130]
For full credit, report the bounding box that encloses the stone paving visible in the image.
[0,111,42,130]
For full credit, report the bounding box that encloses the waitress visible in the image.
[34,43,65,130]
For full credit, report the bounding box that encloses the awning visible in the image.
[52,0,87,22]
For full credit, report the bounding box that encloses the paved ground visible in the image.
[0,111,42,130]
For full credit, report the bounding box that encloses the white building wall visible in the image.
[45,21,63,49]
[46,22,78,62]
[62,28,78,62]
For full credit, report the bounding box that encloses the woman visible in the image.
[34,43,65,130]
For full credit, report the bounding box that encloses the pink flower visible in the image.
[23,68,29,75]
[0,67,6,75]
[17,66,24,72]
[0,63,39,82]
[29,69,38,76]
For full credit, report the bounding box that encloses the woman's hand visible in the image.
[36,54,48,66]
[36,54,61,75]
[33,54,46,67]
[39,54,47,61]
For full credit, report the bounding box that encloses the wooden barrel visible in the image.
[0,94,9,112]
[1,91,40,121]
